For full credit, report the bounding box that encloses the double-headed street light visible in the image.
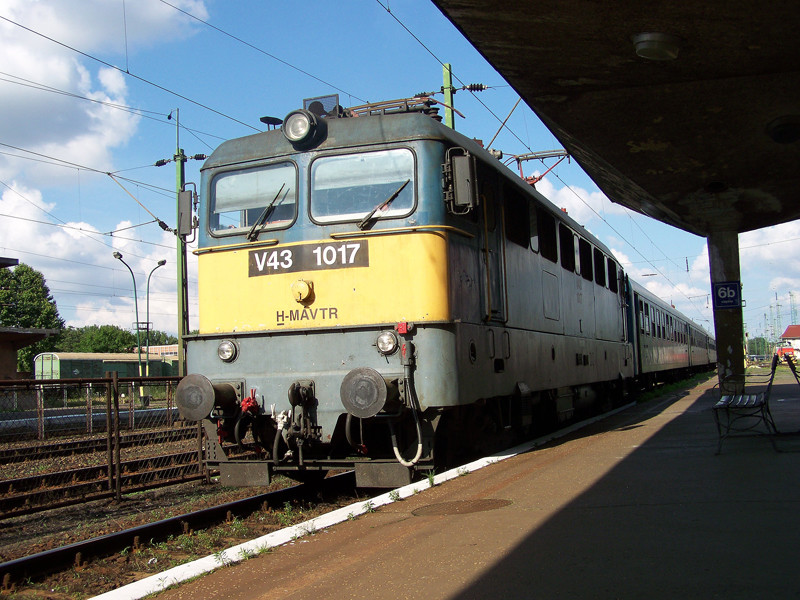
[146,259,167,375]
[113,252,142,380]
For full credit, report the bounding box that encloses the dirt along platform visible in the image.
[121,369,800,599]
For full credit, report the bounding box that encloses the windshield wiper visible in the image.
[357,179,410,230]
[247,183,286,241]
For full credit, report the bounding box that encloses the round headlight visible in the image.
[217,340,238,362]
[282,110,314,143]
[376,331,398,355]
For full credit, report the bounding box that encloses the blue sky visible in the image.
[0,0,796,342]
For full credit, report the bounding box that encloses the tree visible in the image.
[0,263,64,372]
[55,325,136,353]
[747,336,769,357]
[144,329,178,346]
[54,325,177,353]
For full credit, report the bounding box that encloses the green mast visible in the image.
[443,63,455,130]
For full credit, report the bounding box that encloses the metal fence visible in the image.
[0,374,207,518]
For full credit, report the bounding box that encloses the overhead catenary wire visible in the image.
[374,0,533,153]
[156,0,368,105]
[0,71,228,149]
[0,14,261,134]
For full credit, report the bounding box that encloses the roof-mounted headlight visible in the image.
[282,109,326,148]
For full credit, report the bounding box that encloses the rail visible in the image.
[0,374,206,518]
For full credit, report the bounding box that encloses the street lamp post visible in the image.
[146,260,167,376]
[113,252,142,382]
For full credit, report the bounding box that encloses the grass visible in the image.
[635,371,716,404]
[276,501,300,527]
[427,470,436,488]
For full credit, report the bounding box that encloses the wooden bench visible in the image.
[713,354,779,454]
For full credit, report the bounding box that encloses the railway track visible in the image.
[0,471,357,587]
[0,452,203,518]
[0,426,197,464]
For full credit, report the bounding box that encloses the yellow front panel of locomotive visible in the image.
[197,232,450,333]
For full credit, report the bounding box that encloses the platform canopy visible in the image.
[432,0,800,237]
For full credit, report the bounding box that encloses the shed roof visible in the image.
[780,325,800,340]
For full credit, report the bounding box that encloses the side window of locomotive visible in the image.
[310,148,415,224]
[594,249,606,287]
[503,184,530,247]
[210,162,296,234]
[559,223,575,272]
[538,209,557,262]
[607,258,619,293]
[578,238,593,281]
[529,203,539,252]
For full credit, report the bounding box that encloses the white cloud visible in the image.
[534,175,627,227]
[0,0,205,335]
[740,221,800,277]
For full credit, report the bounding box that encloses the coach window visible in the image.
[594,248,606,287]
[310,148,415,224]
[607,259,619,293]
[504,185,530,248]
[210,161,297,234]
[639,300,645,334]
[578,238,593,281]
[538,209,557,262]
[559,223,575,272]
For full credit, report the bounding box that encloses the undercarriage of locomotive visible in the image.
[177,342,443,488]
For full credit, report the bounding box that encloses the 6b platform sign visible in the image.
[712,281,742,309]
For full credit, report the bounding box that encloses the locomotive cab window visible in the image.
[210,162,297,234]
[310,148,415,224]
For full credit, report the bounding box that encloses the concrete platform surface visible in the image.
[154,371,800,600]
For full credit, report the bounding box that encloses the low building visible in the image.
[34,352,179,379]
[0,327,60,379]
[135,344,179,357]
[780,325,800,351]
[0,257,60,379]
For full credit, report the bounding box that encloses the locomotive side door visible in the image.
[479,178,507,323]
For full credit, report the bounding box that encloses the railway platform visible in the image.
[131,369,800,599]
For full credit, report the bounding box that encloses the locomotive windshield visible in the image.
[310,148,415,224]
[209,161,297,234]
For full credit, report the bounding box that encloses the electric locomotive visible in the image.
[176,97,713,488]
